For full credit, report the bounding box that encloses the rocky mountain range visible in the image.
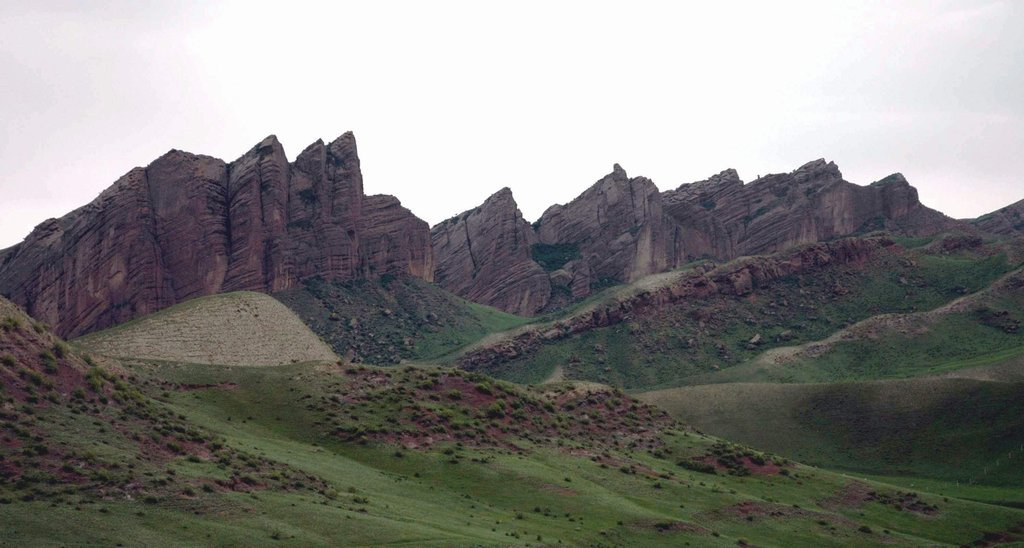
[0,132,1014,336]
[0,133,433,338]
[432,159,966,315]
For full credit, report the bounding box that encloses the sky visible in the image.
[1,0,1022,249]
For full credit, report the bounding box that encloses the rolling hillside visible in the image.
[459,235,1021,389]
[638,375,1024,499]
[4,295,1022,545]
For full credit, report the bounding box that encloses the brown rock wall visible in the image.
[0,132,432,338]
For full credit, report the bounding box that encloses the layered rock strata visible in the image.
[431,188,550,316]
[431,160,958,315]
[0,133,433,338]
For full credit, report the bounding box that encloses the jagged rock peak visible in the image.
[328,131,358,154]
[611,163,628,180]
[299,138,326,154]
[790,158,843,183]
[0,131,433,338]
[680,168,743,192]
[871,173,909,187]
[488,187,515,201]
[430,184,549,316]
[246,134,283,154]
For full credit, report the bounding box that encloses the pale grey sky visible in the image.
[1,0,1022,248]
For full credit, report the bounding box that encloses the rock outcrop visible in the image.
[535,164,669,292]
[430,166,671,315]
[457,237,893,370]
[429,159,964,315]
[0,132,433,338]
[431,188,550,316]
[661,161,961,261]
[971,198,1024,236]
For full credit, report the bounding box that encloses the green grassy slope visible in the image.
[638,376,1024,497]
[0,299,330,528]
[681,264,1024,386]
[274,275,531,364]
[7,359,1021,546]
[478,240,1019,389]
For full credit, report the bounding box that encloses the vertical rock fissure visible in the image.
[628,179,639,225]
[223,164,235,256]
[463,218,479,274]
[141,167,172,305]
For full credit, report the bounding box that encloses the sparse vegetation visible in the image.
[530,243,581,272]
[274,275,529,363]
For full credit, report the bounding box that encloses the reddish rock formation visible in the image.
[971,198,1024,237]
[661,162,961,262]
[431,159,965,315]
[457,237,893,370]
[536,164,669,288]
[0,132,433,338]
[430,166,671,314]
[431,188,549,315]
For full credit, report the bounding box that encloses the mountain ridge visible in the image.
[433,159,969,316]
[1,133,1018,340]
[0,133,433,338]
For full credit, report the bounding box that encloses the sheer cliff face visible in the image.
[430,160,962,316]
[431,188,550,316]
[536,165,669,286]
[0,132,433,338]
[431,166,673,316]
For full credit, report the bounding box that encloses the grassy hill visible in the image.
[638,375,1024,500]
[679,266,1024,386]
[468,237,1021,389]
[7,359,1021,546]
[274,275,531,364]
[0,298,330,531]
[74,291,337,366]
[4,295,1022,545]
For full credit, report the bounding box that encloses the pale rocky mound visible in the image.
[74,292,337,366]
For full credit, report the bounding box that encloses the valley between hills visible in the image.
[1,133,1023,546]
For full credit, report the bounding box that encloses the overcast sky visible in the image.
[1,0,1022,249]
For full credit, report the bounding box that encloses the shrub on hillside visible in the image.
[677,458,717,475]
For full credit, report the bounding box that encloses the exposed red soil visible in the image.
[967,525,1024,548]
[699,455,785,476]
[332,367,676,454]
[820,481,940,516]
[819,481,874,510]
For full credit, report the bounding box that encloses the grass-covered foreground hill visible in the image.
[3,296,1022,545]
[639,376,1024,505]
